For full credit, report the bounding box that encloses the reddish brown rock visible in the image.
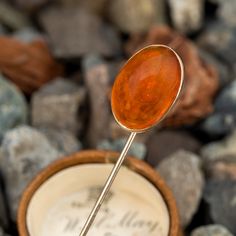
[0,36,63,94]
[126,26,219,127]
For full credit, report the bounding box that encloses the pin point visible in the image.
[79,45,184,236]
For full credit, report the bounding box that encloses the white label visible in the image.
[42,186,165,236]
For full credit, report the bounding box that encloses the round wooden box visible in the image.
[18,150,181,236]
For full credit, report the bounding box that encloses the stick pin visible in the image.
[79,45,184,236]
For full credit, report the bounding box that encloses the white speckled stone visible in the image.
[0,74,28,141]
[168,0,204,33]
[0,126,61,220]
[191,224,233,236]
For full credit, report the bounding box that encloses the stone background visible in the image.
[0,0,236,235]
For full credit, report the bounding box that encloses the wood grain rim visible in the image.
[17,150,180,236]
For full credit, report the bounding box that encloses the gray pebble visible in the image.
[108,0,159,33]
[39,8,121,58]
[82,55,111,147]
[0,74,28,141]
[204,180,236,234]
[201,80,236,136]
[191,224,233,236]
[201,130,236,162]
[39,128,82,155]
[157,150,204,227]
[199,49,231,87]
[210,0,236,28]
[97,138,146,160]
[197,21,236,66]
[0,126,61,220]
[13,27,43,43]
[31,78,85,135]
[146,130,201,166]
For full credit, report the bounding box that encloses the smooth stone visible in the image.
[214,80,236,111]
[82,55,110,147]
[204,180,236,234]
[13,27,43,43]
[39,8,121,58]
[0,37,63,95]
[199,49,230,87]
[97,138,147,160]
[205,157,236,181]
[157,150,204,227]
[31,78,85,135]
[201,131,236,161]
[201,80,236,136]
[191,224,234,236]
[168,0,204,33]
[201,131,236,180]
[0,126,61,220]
[197,21,236,66]
[39,128,82,155]
[200,113,236,137]
[210,0,236,28]
[201,130,236,162]
[0,2,30,30]
[146,130,201,166]
[201,114,236,137]
[0,74,28,141]
[108,0,161,33]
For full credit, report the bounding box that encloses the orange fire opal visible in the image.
[111,45,183,131]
